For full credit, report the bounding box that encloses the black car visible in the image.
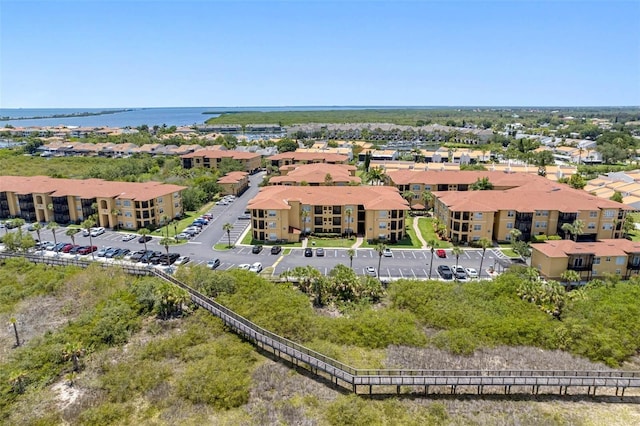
[138,235,152,243]
[270,245,282,255]
[304,248,313,257]
[437,265,453,280]
[252,245,263,254]
[129,250,148,262]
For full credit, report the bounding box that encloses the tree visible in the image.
[610,191,623,203]
[137,228,151,251]
[422,190,434,211]
[223,222,234,248]
[8,371,28,394]
[81,218,96,259]
[47,221,59,245]
[344,208,353,238]
[363,150,372,172]
[561,270,581,287]
[159,237,172,261]
[66,228,77,246]
[63,342,85,372]
[347,248,355,269]
[622,214,636,238]
[567,173,586,190]
[534,150,555,176]
[376,243,386,278]
[451,246,463,279]
[365,167,386,186]
[561,222,573,240]
[562,219,585,242]
[276,137,298,153]
[477,237,492,279]
[31,222,42,245]
[324,173,334,186]
[300,209,309,235]
[470,177,494,190]
[154,281,189,319]
[428,240,436,279]
[402,190,416,209]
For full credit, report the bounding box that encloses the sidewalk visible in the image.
[412,216,428,249]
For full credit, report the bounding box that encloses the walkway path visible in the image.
[412,216,428,249]
[351,236,364,249]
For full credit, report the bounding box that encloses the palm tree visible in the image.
[376,243,386,278]
[470,176,494,190]
[422,190,433,211]
[347,248,355,269]
[31,222,42,244]
[47,221,59,245]
[81,218,96,259]
[428,239,436,279]
[452,246,463,279]
[402,190,416,209]
[66,228,77,246]
[571,219,585,242]
[561,222,573,240]
[138,228,150,252]
[159,237,172,263]
[300,209,309,236]
[366,167,386,186]
[223,222,234,248]
[477,238,492,279]
[111,208,121,230]
[561,270,581,287]
[344,208,353,238]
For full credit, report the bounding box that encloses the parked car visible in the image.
[53,242,68,252]
[129,250,148,262]
[249,262,263,273]
[175,232,191,240]
[122,233,137,242]
[68,245,83,254]
[451,265,467,280]
[465,267,479,279]
[437,265,453,280]
[237,213,251,220]
[174,256,190,265]
[153,252,180,265]
[42,241,56,251]
[78,245,98,255]
[304,248,313,257]
[141,251,162,263]
[252,245,263,254]
[61,244,77,253]
[138,235,152,243]
[216,200,229,206]
[365,266,377,277]
[436,249,447,258]
[383,248,393,257]
[90,227,105,237]
[103,247,120,258]
[207,258,221,269]
[113,248,130,258]
[96,246,113,257]
[236,263,251,270]
[270,245,282,255]
[202,214,213,220]
[316,248,325,257]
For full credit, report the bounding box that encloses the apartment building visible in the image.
[269,163,359,186]
[247,186,408,243]
[217,171,249,196]
[181,148,261,173]
[0,176,185,230]
[267,151,349,168]
[531,239,640,281]
[431,174,631,244]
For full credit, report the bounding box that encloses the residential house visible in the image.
[217,171,249,196]
[181,148,262,173]
[267,151,349,168]
[269,163,359,186]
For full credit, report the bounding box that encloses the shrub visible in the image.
[531,234,548,243]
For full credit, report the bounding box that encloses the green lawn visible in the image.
[416,217,452,248]
[306,236,357,248]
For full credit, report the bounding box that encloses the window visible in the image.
[588,222,596,229]
[379,211,388,218]
[535,221,547,228]
[506,222,513,229]
[604,210,615,218]
[173,192,179,198]
[268,210,277,217]
[158,208,164,214]
[505,234,511,241]
[269,233,277,241]
[590,211,598,218]
[115,200,121,206]
[472,236,480,241]
[379,222,387,229]
[605,257,611,262]
[602,223,613,230]
[473,224,481,231]
[157,197,163,203]
[593,257,600,265]
[616,256,625,265]
[125,212,132,217]
[126,222,133,228]
[174,203,180,208]
[123,200,131,207]
[425,185,431,191]
[507,211,515,217]
[269,222,276,229]
[412,184,421,191]
[615,269,621,275]
[474,212,483,219]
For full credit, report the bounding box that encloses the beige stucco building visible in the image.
[0,176,185,230]
[181,148,261,173]
[247,186,408,243]
[531,239,640,281]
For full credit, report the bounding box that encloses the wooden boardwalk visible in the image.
[4,252,640,397]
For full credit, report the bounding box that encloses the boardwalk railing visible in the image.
[3,251,640,397]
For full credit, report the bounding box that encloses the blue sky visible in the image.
[1,0,639,107]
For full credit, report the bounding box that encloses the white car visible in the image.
[174,256,190,265]
[382,248,393,257]
[465,267,479,278]
[365,266,377,277]
[90,227,105,237]
[122,233,137,242]
[216,200,229,206]
[249,262,263,273]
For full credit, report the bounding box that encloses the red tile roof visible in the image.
[534,239,640,258]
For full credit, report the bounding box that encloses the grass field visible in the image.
[416,217,452,248]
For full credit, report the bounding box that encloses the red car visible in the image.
[436,249,447,258]
[78,245,97,255]
[60,244,74,253]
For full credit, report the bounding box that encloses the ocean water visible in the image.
[0,106,429,128]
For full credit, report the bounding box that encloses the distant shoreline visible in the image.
[0,109,133,121]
